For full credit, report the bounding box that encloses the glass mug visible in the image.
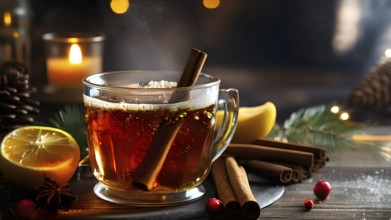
[83,70,238,206]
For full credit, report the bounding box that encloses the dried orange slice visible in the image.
[0,126,80,189]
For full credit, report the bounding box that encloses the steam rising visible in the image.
[105,1,194,71]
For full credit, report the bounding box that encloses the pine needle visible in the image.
[48,105,88,158]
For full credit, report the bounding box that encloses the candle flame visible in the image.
[4,12,12,26]
[69,44,82,64]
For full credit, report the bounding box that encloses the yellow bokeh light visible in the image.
[339,112,349,121]
[203,0,220,9]
[69,44,82,64]
[110,0,130,14]
[4,12,12,26]
[13,32,19,39]
[330,105,340,114]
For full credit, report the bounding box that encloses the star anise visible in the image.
[35,177,77,211]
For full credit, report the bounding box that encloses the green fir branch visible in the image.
[48,105,88,158]
[268,104,365,151]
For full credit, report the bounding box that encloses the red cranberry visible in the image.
[314,180,331,200]
[205,198,223,216]
[304,198,314,210]
[15,199,38,219]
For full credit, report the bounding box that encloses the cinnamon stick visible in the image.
[225,157,261,220]
[238,165,262,219]
[225,144,314,173]
[211,157,241,218]
[313,157,329,172]
[277,163,308,183]
[252,138,326,160]
[239,166,250,187]
[291,168,302,183]
[239,160,293,184]
[132,48,207,190]
[252,139,328,172]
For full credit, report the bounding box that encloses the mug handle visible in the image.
[211,88,239,162]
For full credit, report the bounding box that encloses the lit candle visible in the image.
[43,33,105,88]
[46,43,102,87]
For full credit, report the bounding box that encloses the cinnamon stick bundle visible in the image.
[239,160,293,184]
[252,138,328,171]
[252,138,326,159]
[211,158,241,218]
[225,157,261,220]
[132,48,207,190]
[225,143,314,173]
[221,140,329,185]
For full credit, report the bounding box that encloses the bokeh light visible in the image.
[385,49,391,58]
[4,12,12,26]
[330,105,340,114]
[339,112,349,120]
[203,0,220,9]
[110,0,130,14]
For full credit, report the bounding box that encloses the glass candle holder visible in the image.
[42,32,105,88]
[0,0,31,68]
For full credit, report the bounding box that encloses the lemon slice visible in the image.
[217,102,277,144]
[0,126,80,189]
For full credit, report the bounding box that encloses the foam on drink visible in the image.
[83,80,217,111]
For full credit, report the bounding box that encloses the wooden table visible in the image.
[55,129,391,219]
[4,99,390,219]
[260,152,391,219]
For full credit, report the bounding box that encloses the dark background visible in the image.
[18,0,391,120]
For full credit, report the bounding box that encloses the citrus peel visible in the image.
[217,102,277,144]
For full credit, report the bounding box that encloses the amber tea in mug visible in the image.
[83,70,238,206]
[84,98,215,191]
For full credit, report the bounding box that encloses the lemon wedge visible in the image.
[217,102,277,144]
[0,126,80,189]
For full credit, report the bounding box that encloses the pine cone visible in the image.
[0,61,40,132]
[347,57,391,110]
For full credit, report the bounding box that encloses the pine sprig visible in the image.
[48,105,88,158]
[269,104,365,151]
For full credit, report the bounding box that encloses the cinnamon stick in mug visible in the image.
[225,157,261,220]
[132,48,207,190]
